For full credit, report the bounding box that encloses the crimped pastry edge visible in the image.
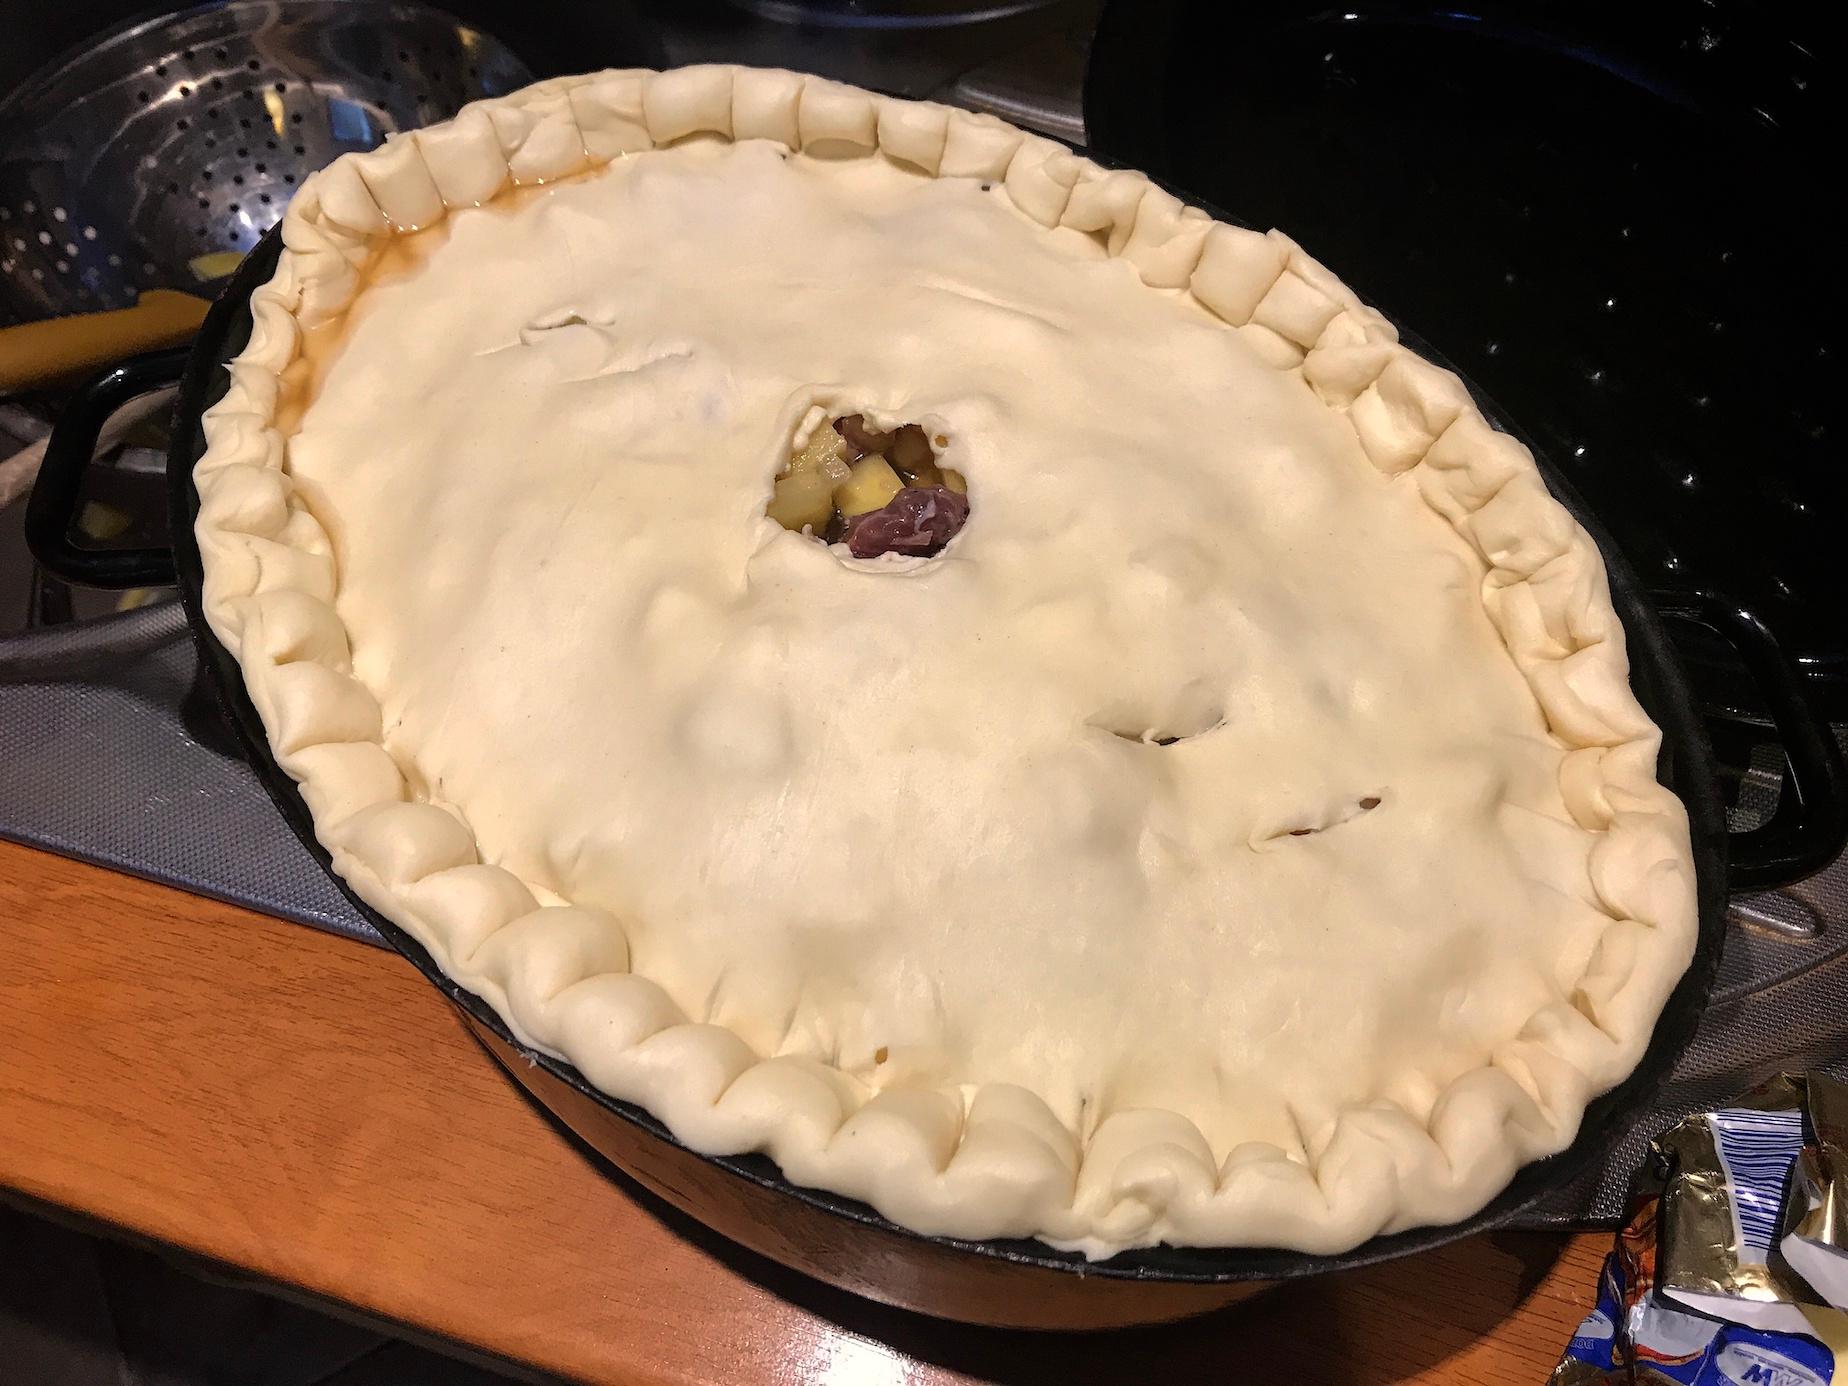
[193,64,1698,1258]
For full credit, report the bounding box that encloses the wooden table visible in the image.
[0,837,1605,1383]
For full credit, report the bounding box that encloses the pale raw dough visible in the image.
[194,67,1698,1257]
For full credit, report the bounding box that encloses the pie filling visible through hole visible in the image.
[768,413,969,558]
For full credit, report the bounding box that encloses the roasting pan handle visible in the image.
[1654,591,1848,891]
[25,346,192,588]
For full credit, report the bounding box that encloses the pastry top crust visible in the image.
[194,65,1697,1258]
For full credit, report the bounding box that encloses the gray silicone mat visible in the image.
[0,612,379,945]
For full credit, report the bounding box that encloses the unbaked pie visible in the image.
[194,65,1698,1257]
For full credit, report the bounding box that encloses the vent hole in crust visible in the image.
[1101,711,1226,747]
[1092,683,1226,747]
[768,412,969,559]
[1277,795,1385,840]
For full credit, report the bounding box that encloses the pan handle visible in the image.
[1654,591,1848,891]
[24,346,192,589]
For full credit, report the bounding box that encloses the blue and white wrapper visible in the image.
[1553,1073,1846,1384]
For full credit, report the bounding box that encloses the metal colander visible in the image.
[0,0,533,322]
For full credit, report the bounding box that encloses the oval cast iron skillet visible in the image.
[30,183,1746,1326]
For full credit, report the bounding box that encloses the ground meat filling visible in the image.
[767,415,969,558]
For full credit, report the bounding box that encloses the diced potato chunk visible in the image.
[789,425,853,484]
[890,445,946,487]
[940,467,967,494]
[767,468,836,533]
[889,425,937,484]
[835,454,904,517]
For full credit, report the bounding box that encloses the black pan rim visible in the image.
[164,169,1727,1287]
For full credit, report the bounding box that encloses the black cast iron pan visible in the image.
[29,173,1798,1323]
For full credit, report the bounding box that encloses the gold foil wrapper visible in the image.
[1653,1071,1848,1320]
[1551,1074,1845,1384]
[1793,1074,1847,1253]
[1657,1073,1813,1307]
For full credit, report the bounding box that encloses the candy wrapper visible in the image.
[1784,1075,1848,1314]
[1553,1073,1848,1384]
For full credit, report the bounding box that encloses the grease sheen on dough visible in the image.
[195,67,1698,1258]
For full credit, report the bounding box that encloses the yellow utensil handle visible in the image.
[0,290,208,395]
